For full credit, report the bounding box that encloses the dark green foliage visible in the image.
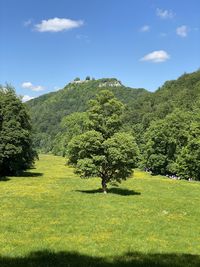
[142,110,191,175]
[142,108,200,180]
[0,85,36,176]
[176,121,200,180]
[68,91,139,192]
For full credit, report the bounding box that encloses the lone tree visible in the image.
[68,90,139,193]
[74,77,80,81]
[85,76,91,81]
[0,85,37,176]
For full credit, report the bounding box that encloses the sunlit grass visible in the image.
[0,154,200,266]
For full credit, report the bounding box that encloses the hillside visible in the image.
[27,78,150,151]
[27,71,200,152]
[152,71,200,118]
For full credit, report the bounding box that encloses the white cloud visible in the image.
[176,25,189,37]
[22,82,45,92]
[35,17,84,32]
[156,8,175,19]
[140,25,150,32]
[22,95,34,102]
[22,82,33,88]
[140,50,170,63]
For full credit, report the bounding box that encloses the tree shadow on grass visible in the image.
[0,172,43,182]
[109,187,141,196]
[0,176,10,182]
[0,250,199,267]
[76,187,141,196]
[16,172,43,178]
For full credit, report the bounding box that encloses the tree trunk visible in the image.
[101,178,107,194]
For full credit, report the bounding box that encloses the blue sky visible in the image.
[1,0,200,101]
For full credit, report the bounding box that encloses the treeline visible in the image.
[0,85,36,176]
[27,70,200,180]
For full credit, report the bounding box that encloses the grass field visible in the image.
[1,154,200,267]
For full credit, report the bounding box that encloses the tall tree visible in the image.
[68,90,139,193]
[0,85,37,176]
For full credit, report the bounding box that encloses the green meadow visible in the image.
[1,154,200,267]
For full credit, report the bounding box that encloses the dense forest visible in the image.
[25,70,200,180]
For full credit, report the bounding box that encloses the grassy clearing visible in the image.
[0,154,200,266]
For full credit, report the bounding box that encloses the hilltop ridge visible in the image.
[70,78,122,88]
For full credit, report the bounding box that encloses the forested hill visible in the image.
[151,70,200,118]
[27,78,150,151]
[27,71,200,152]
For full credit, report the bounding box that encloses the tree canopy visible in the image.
[0,85,37,176]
